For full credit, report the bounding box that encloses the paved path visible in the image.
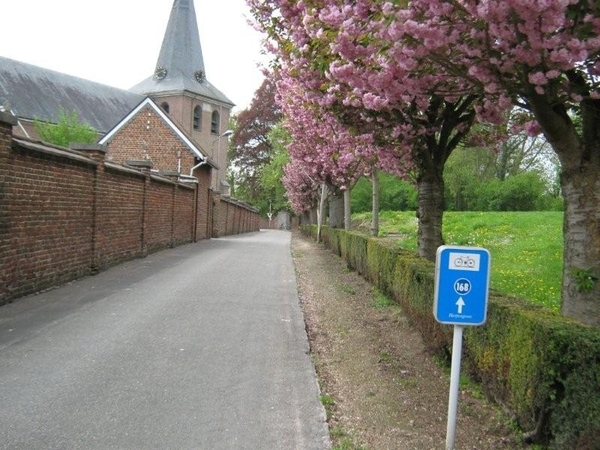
[0,230,330,450]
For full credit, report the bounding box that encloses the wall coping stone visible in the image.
[0,111,17,126]
[69,143,107,153]
[13,138,98,167]
[105,161,147,178]
[126,160,153,169]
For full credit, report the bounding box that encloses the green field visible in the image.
[353,211,563,312]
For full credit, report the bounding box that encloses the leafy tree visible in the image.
[228,120,291,217]
[495,132,558,184]
[351,173,417,213]
[445,125,561,211]
[443,146,497,211]
[445,152,562,212]
[34,109,97,147]
[228,75,282,203]
[477,173,550,211]
[256,123,291,216]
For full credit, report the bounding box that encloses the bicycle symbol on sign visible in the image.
[453,255,476,268]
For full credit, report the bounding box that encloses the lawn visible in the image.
[353,211,563,312]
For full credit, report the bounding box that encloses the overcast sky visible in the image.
[0,0,269,112]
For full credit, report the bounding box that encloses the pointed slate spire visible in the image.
[155,0,205,84]
[130,0,233,106]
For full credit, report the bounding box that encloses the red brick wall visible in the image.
[0,116,13,301]
[0,114,261,306]
[172,183,195,246]
[0,133,96,300]
[214,196,260,238]
[94,165,145,269]
[105,106,197,175]
[145,177,174,253]
[194,165,212,240]
[212,192,224,238]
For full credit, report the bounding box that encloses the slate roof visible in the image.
[130,0,234,107]
[0,56,143,133]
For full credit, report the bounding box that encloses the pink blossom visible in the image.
[248,0,600,212]
[529,72,549,86]
[524,120,542,136]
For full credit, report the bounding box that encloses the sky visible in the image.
[0,0,269,113]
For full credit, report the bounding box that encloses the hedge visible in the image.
[302,225,600,449]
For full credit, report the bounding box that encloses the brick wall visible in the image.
[147,94,232,190]
[171,182,195,246]
[194,164,212,240]
[145,176,175,253]
[95,164,145,269]
[0,114,260,306]
[105,105,197,175]
[0,113,97,300]
[214,196,260,238]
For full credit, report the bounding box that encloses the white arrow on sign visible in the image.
[456,297,465,314]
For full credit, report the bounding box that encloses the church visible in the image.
[0,0,259,305]
[0,0,234,193]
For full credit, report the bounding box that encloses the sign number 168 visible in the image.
[454,279,471,295]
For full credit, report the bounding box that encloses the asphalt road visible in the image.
[0,230,330,450]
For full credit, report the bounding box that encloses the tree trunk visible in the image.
[328,189,344,228]
[317,184,327,243]
[416,171,445,262]
[559,164,600,327]
[527,91,600,326]
[371,170,380,237]
[344,189,351,231]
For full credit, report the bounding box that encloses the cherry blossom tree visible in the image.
[394,0,600,325]
[248,0,480,260]
[279,72,376,231]
[249,0,600,325]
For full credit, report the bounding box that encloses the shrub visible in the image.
[34,109,97,147]
[302,225,600,448]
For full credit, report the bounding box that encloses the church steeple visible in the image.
[130,0,233,107]
[155,0,205,86]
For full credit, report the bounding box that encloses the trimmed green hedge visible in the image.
[302,225,600,449]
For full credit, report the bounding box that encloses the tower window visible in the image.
[160,102,170,114]
[193,105,202,130]
[211,111,220,135]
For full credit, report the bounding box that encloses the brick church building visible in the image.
[0,0,259,305]
[0,0,235,193]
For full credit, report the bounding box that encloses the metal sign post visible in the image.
[434,245,491,450]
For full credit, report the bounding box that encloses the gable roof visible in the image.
[129,0,234,107]
[99,97,213,165]
[0,56,143,133]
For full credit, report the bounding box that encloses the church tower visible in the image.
[131,0,234,191]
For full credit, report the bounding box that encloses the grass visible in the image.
[371,289,396,309]
[324,402,367,449]
[320,394,335,407]
[340,283,357,295]
[378,350,394,363]
[332,438,368,450]
[354,211,563,312]
[330,427,368,450]
[320,394,336,420]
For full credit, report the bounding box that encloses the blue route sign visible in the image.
[434,246,491,326]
